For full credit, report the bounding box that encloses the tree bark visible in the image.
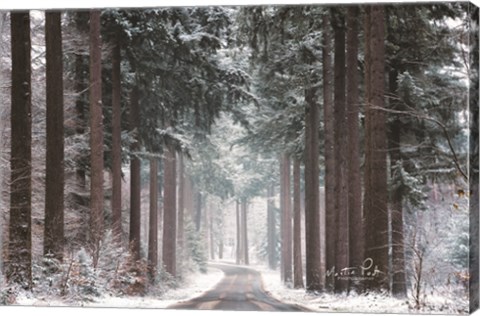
[148,158,158,281]
[332,8,349,293]
[304,80,321,292]
[44,11,65,262]
[162,144,177,277]
[88,10,104,266]
[280,154,292,284]
[111,30,123,243]
[73,12,88,191]
[8,11,32,289]
[267,182,277,270]
[293,159,304,288]
[177,153,185,256]
[194,189,202,231]
[129,86,141,260]
[346,5,364,293]
[469,7,479,312]
[241,198,249,265]
[236,199,242,264]
[363,5,389,292]
[388,69,407,298]
[323,13,336,293]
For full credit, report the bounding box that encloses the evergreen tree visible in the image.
[363,5,389,291]
[88,10,104,266]
[8,11,32,289]
[44,11,65,262]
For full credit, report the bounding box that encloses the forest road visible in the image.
[168,263,310,311]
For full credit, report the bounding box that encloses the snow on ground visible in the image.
[13,265,224,309]
[87,266,225,309]
[255,264,468,315]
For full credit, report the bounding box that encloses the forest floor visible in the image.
[8,260,470,315]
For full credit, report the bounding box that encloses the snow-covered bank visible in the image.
[14,265,224,309]
[257,265,467,315]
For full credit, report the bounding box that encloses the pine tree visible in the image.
[89,10,104,266]
[292,159,304,288]
[267,182,277,270]
[280,154,292,284]
[305,39,322,291]
[363,5,389,291]
[148,158,158,281]
[346,5,364,293]
[163,143,177,277]
[8,11,32,289]
[332,7,349,293]
[323,12,336,293]
[111,29,123,243]
[129,85,141,260]
[44,11,65,262]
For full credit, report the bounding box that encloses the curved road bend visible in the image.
[168,263,310,311]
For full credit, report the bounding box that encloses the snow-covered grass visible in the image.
[256,264,468,315]
[6,262,472,316]
[13,265,224,309]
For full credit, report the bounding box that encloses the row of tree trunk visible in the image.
[264,5,403,296]
[6,10,197,288]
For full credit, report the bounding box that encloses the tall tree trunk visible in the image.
[163,144,177,277]
[280,154,292,284]
[267,182,277,270]
[194,190,202,231]
[148,158,158,282]
[236,199,242,264]
[209,206,215,260]
[241,198,249,265]
[44,11,64,262]
[304,44,323,292]
[8,11,32,289]
[363,5,389,292]
[323,13,336,293]
[346,5,364,293]
[177,153,185,257]
[111,30,123,243]
[129,86,141,260]
[332,8,349,294]
[469,6,479,312]
[184,174,194,220]
[89,10,104,266]
[74,12,88,191]
[293,159,304,288]
[388,69,407,298]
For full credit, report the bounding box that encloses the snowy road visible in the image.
[168,263,310,311]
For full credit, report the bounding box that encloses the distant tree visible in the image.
[163,143,177,277]
[111,29,123,243]
[280,154,292,284]
[129,85,141,260]
[44,11,65,262]
[177,153,186,256]
[267,182,277,270]
[8,11,32,289]
[236,199,242,264]
[148,158,159,281]
[292,159,304,288]
[241,197,249,265]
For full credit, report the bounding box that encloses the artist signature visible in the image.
[325,258,383,280]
